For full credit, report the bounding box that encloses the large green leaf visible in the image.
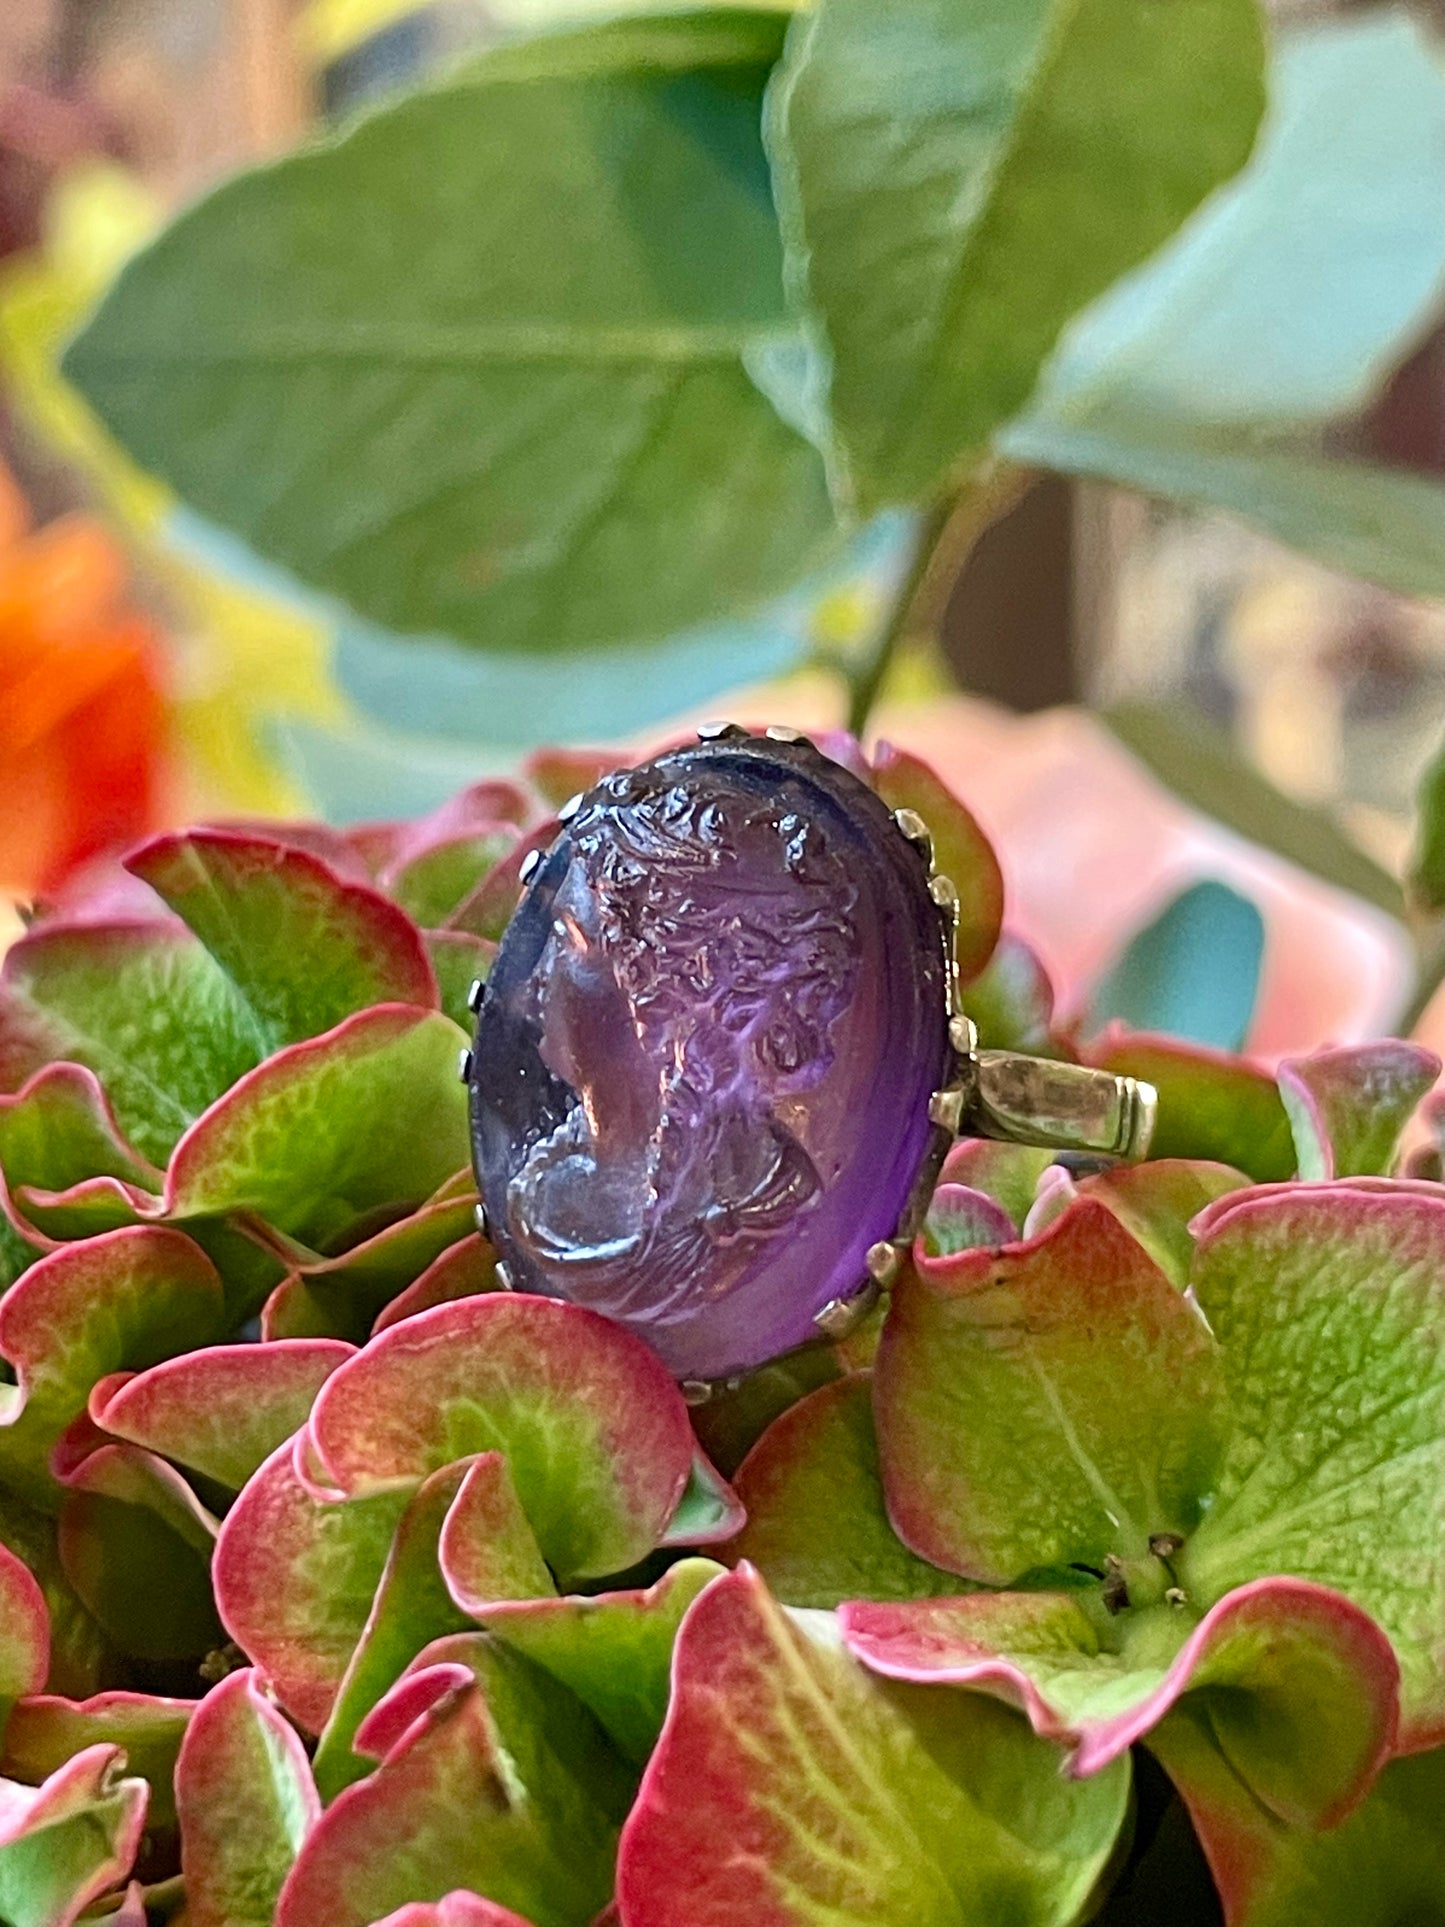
[1007,411,1445,605]
[1032,14,1445,432]
[64,13,838,657]
[766,0,1264,510]
[1002,16,1445,593]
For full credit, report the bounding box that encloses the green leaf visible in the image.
[843,1576,1398,1830]
[0,1064,160,1202]
[1089,883,1264,1053]
[766,0,1265,510]
[936,1139,1056,1235]
[1058,1159,1249,1293]
[1000,18,1445,604]
[1031,15,1445,432]
[93,1340,353,1492]
[1007,411,1445,613]
[1102,702,1404,922]
[2,1692,192,1836]
[177,1669,319,1927]
[262,1189,479,1343]
[304,1293,699,1582]
[874,1200,1225,1583]
[1412,732,1445,914]
[64,14,838,658]
[617,1565,1130,1926]
[0,1227,227,1509]
[1181,1185,1445,1745]
[57,1447,223,1662]
[869,743,1002,981]
[922,1184,1016,1258]
[727,1375,967,1607]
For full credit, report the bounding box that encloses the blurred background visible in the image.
[5,0,1445,1065]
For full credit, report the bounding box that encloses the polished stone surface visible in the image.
[469,737,951,1381]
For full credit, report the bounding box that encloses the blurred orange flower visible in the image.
[0,458,168,901]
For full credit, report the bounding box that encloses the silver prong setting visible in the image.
[557,792,585,824]
[865,1240,904,1288]
[892,807,934,864]
[494,1261,515,1291]
[457,1047,474,1085]
[466,977,486,1015]
[928,1085,966,1134]
[814,1281,881,1341]
[519,848,544,886]
[474,1202,490,1239]
[680,1380,714,1407]
[696,720,747,742]
[949,1014,979,1056]
[764,724,808,745]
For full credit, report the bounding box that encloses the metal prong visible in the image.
[494,1261,515,1291]
[765,724,808,744]
[929,873,959,910]
[949,1014,978,1057]
[697,720,747,742]
[892,807,933,863]
[557,792,585,823]
[457,1047,474,1085]
[474,1202,490,1239]
[680,1380,714,1407]
[466,977,486,1015]
[814,1281,880,1340]
[519,848,544,886]
[865,1240,903,1288]
[928,1085,967,1134]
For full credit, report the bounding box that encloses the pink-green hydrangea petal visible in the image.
[305,1294,698,1581]
[1182,1184,1445,1744]
[177,1668,320,1927]
[875,1200,1225,1583]
[126,828,438,1047]
[727,1376,965,1608]
[616,1565,1128,1927]
[214,1442,408,1733]
[1277,1041,1439,1181]
[92,1340,353,1492]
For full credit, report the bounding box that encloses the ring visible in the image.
[464,727,1156,1390]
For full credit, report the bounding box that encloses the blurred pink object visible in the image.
[876,697,1411,1061]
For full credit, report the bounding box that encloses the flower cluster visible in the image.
[0,738,1442,1926]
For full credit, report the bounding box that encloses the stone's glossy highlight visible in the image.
[469,738,952,1381]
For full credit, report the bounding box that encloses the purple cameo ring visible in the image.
[463,727,1156,1390]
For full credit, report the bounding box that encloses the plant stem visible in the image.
[843,464,1029,738]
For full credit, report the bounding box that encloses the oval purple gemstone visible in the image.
[468,735,952,1382]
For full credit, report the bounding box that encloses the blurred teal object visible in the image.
[1088,881,1266,1052]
